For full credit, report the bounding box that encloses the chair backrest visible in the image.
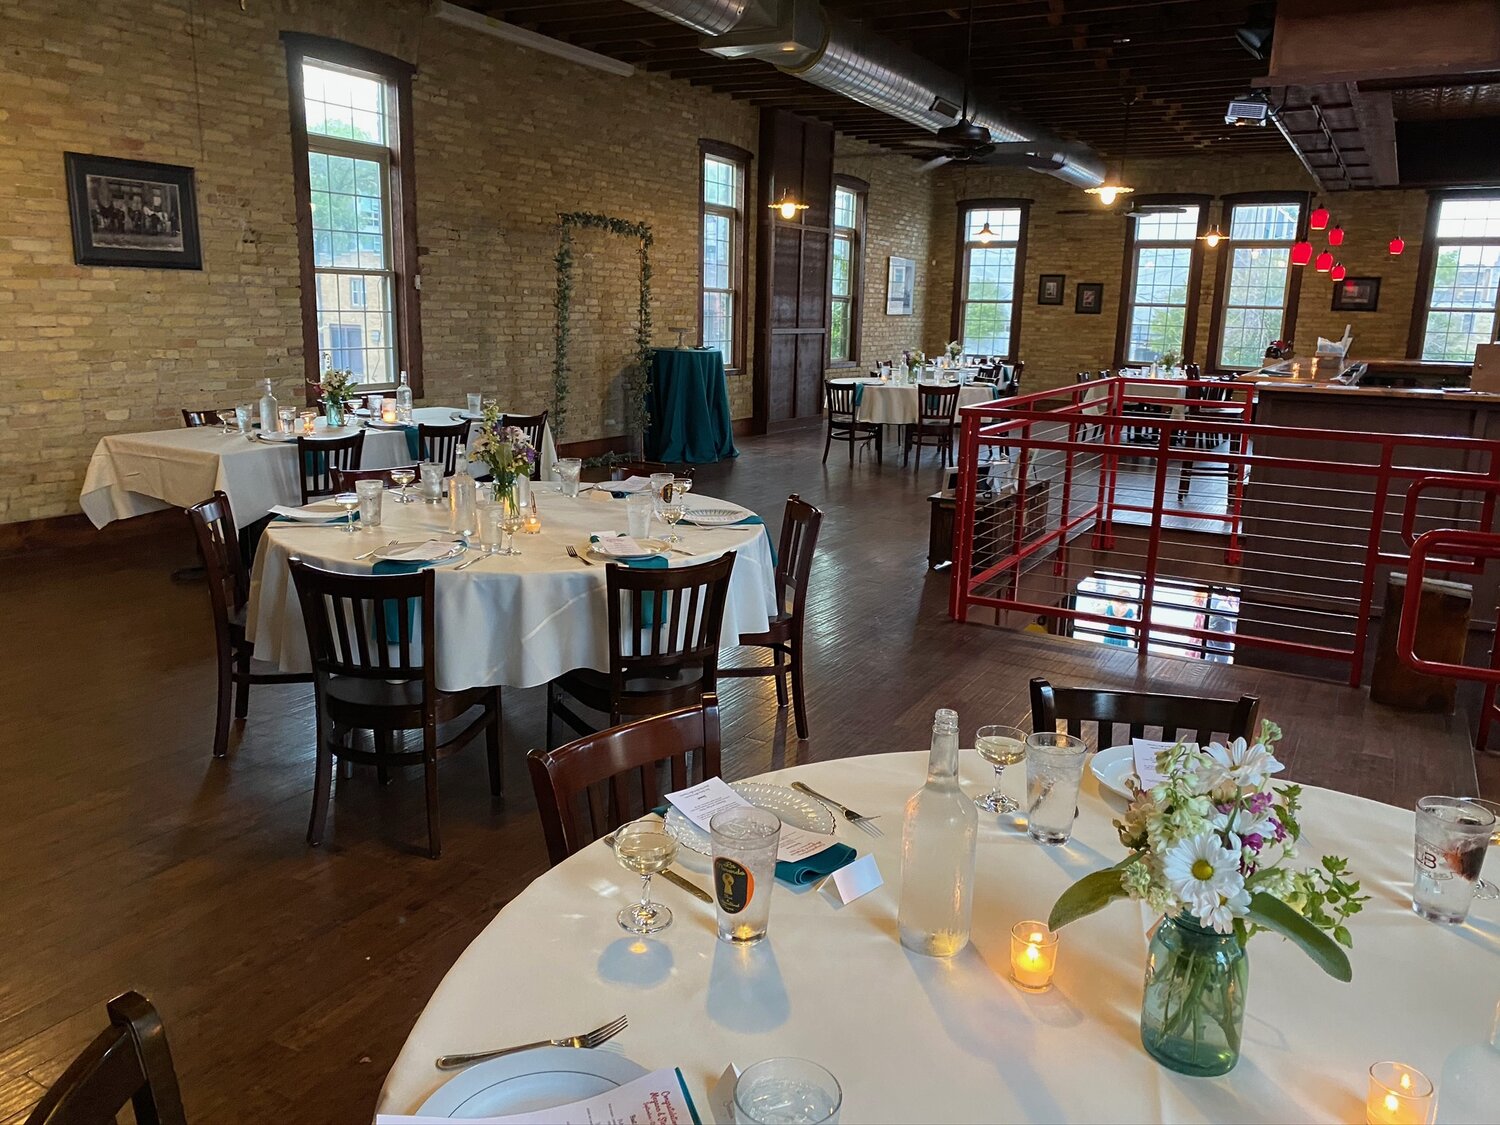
[417,420,470,476]
[917,383,961,425]
[1076,371,1093,384]
[825,381,859,418]
[773,494,823,624]
[185,490,247,624]
[1184,363,1202,379]
[606,553,735,692]
[181,409,220,428]
[288,557,436,705]
[1029,677,1260,748]
[1012,360,1024,387]
[331,464,418,492]
[972,365,999,385]
[1098,369,1113,380]
[26,991,186,1125]
[611,461,695,481]
[500,411,549,479]
[527,696,721,865]
[296,430,366,504]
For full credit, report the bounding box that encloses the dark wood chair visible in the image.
[181,408,222,428]
[185,491,310,760]
[1076,371,1094,384]
[1178,381,1244,499]
[287,558,502,859]
[903,383,960,468]
[528,696,721,866]
[501,411,549,479]
[547,553,735,748]
[331,464,419,491]
[719,495,823,739]
[26,991,186,1125]
[823,380,881,464]
[417,419,470,476]
[1029,677,1259,748]
[296,430,365,504]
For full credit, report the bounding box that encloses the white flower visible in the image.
[1162,833,1244,916]
[1201,738,1284,793]
[1198,882,1251,933]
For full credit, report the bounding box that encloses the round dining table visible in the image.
[377,750,1500,1123]
[245,481,778,692]
[841,378,999,427]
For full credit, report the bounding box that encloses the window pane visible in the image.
[831,235,851,298]
[303,62,387,145]
[1133,207,1200,242]
[1127,306,1187,363]
[834,187,857,231]
[1226,246,1290,306]
[962,302,1011,357]
[1435,198,1500,240]
[703,156,738,209]
[1423,311,1496,361]
[965,207,1021,243]
[703,292,733,362]
[703,212,731,290]
[1228,202,1299,241]
[315,273,394,386]
[830,299,850,361]
[1132,246,1191,305]
[1221,306,1283,368]
[965,247,1016,301]
[309,154,387,270]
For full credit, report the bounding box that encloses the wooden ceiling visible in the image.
[468,1,1288,158]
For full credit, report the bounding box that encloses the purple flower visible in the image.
[1244,832,1264,851]
[1249,791,1273,814]
[1271,816,1287,842]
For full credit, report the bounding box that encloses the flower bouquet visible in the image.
[945,340,963,362]
[310,357,358,426]
[1048,721,1365,1075]
[468,404,537,504]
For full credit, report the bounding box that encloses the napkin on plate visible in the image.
[776,842,857,886]
[372,541,467,633]
[381,539,461,562]
[589,534,667,624]
[269,503,350,523]
[588,534,654,559]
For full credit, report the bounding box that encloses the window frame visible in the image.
[1207,191,1309,374]
[1408,189,1500,364]
[950,197,1030,364]
[282,32,421,401]
[1113,194,1211,368]
[699,139,751,373]
[828,175,867,368]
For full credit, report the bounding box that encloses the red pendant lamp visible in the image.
[1390,234,1406,256]
[1330,262,1347,282]
[1327,225,1345,247]
[1292,240,1314,266]
[1315,249,1334,272]
[1310,205,1330,231]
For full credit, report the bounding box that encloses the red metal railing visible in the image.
[950,376,1500,687]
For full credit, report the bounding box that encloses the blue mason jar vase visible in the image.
[1140,912,1247,1076]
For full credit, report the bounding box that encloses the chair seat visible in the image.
[323,675,488,729]
[737,613,791,646]
[557,666,708,716]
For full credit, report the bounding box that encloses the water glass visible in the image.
[354,479,383,529]
[626,492,653,538]
[710,806,781,944]
[1024,731,1088,845]
[476,500,505,555]
[1412,795,1496,923]
[419,462,444,505]
[278,407,296,435]
[466,392,483,416]
[365,393,384,417]
[649,472,674,510]
[235,404,253,434]
[733,1058,841,1125]
[554,457,583,498]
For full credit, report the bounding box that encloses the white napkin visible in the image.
[384,539,460,561]
[269,503,345,522]
[609,476,655,493]
[590,534,649,557]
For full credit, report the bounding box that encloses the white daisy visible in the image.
[1198,882,1252,933]
[1162,833,1244,913]
[1201,738,1285,792]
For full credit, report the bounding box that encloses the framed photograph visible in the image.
[1332,276,1380,313]
[1075,282,1103,314]
[64,152,202,269]
[1038,274,1065,305]
[886,255,915,316]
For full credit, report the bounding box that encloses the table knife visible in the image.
[603,834,712,903]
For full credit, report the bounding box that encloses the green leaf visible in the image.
[1245,892,1352,982]
[1048,868,1129,930]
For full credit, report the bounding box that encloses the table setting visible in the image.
[376,714,1500,1124]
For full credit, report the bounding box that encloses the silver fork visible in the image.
[566,544,594,566]
[354,538,397,561]
[435,1014,627,1070]
[791,781,883,837]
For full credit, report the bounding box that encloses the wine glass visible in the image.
[499,492,525,556]
[218,406,238,434]
[974,724,1027,814]
[659,489,687,544]
[334,491,360,534]
[1471,798,1500,900]
[390,467,415,504]
[613,820,678,934]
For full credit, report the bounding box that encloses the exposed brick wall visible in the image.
[0,0,756,523]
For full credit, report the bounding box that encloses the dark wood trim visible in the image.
[1206,190,1311,374]
[281,33,422,400]
[699,139,753,377]
[752,117,774,434]
[950,197,1030,363]
[830,174,868,366]
[1112,194,1212,368]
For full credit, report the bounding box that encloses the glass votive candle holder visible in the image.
[1365,1062,1433,1125]
[381,402,398,424]
[1010,921,1059,992]
[299,411,317,435]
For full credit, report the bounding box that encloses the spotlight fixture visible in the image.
[769,189,808,220]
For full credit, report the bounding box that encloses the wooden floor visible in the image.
[0,424,1494,1123]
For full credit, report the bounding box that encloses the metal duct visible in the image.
[625,0,755,37]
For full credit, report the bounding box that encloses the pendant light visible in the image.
[1390,234,1406,256]
[1203,225,1225,248]
[977,220,996,244]
[1310,205,1330,231]
[769,189,808,220]
[1292,240,1314,266]
[1327,225,1345,247]
[1085,97,1136,206]
[1330,262,1347,282]
[1315,249,1334,272]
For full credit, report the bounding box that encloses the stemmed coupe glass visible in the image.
[974,724,1027,814]
[335,491,360,534]
[389,467,415,504]
[613,820,678,934]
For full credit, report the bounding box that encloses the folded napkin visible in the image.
[713,513,778,567]
[372,540,467,633]
[776,841,857,886]
[380,539,460,562]
[604,475,658,498]
[402,425,421,460]
[589,533,667,625]
[588,534,655,559]
[269,503,349,523]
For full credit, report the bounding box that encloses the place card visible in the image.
[665,777,837,863]
[1131,737,1195,789]
[708,1063,741,1125]
[375,1067,701,1125]
[817,854,883,908]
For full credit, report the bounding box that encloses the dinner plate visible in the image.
[682,506,748,526]
[272,502,348,522]
[254,431,297,443]
[664,781,835,856]
[587,538,670,561]
[367,419,408,429]
[1090,744,1138,800]
[371,540,467,563]
[415,1047,648,1118]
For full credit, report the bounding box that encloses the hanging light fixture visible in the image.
[1390,234,1406,256]
[1327,225,1345,246]
[769,189,808,220]
[1292,240,1314,266]
[1085,97,1136,206]
[1315,249,1334,272]
[1330,262,1347,282]
[1203,225,1225,248]
[977,220,996,244]
[1310,205,1330,231]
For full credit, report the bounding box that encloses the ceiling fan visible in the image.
[898,2,1007,172]
[1057,198,1187,219]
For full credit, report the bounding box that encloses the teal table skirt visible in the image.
[645,348,738,464]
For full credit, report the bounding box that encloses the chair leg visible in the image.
[790,643,809,741]
[233,647,251,720]
[876,426,883,464]
[848,424,855,463]
[822,423,833,464]
[307,723,334,847]
[486,687,503,797]
[423,720,441,860]
[772,647,788,707]
[903,427,911,467]
[213,641,234,760]
[545,681,556,751]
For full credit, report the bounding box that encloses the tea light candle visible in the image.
[523,507,543,534]
[1365,1062,1433,1125]
[381,402,398,424]
[300,412,316,435]
[1009,921,1059,992]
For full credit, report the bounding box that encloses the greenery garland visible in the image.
[551,211,655,447]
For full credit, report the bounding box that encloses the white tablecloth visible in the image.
[378,750,1500,1122]
[78,407,557,529]
[245,484,777,692]
[842,380,998,426]
[1083,378,1189,420]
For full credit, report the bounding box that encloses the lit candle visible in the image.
[300,412,316,435]
[381,402,398,424]
[523,506,543,534]
[1365,1062,1433,1125]
[1009,921,1059,992]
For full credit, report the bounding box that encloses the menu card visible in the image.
[665,778,837,863]
[375,1067,700,1125]
[1131,738,1196,789]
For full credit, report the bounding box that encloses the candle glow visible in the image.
[1365,1062,1433,1125]
[1009,921,1058,992]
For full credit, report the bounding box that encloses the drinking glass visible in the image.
[355,479,383,530]
[235,404,253,434]
[476,500,505,555]
[613,820,678,934]
[710,805,780,944]
[1024,731,1088,845]
[649,472,674,515]
[499,490,525,556]
[733,1058,841,1125]
[1413,796,1496,923]
[626,492,653,539]
[466,392,483,416]
[334,491,360,534]
[278,407,297,435]
[419,462,444,505]
[366,394,384,418]
[660,491,686,544]
[218,406,238,434]
[390,467,415,504]
[553,457,583,498]
[1470,798,1500,899]
[974,724,1027,814]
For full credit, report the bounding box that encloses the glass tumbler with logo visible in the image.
[1412,795,1495,923]
[710,806,780,945]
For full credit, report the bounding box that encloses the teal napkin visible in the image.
[852,382,865,407]
[402,425,421,460]
[589,534,668,626]
[372,544,464,633]
[776,841,857,887]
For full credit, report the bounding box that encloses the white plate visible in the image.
[587,538,670,561]
[664,781,835,856]
[372,540,467,563]
[270,503,348,522]
[1090,744,1138,800]
[416,1047,647,1118]
[683,507,749,527]
[254,431,297,443]
[367,419,409,429]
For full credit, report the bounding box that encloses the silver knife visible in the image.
[603,834,712,903]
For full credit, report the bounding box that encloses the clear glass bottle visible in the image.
[898,708,977,957]
[395,369,414,423]
[1437,999,1500,1123]
[448,444,476,538]
[258,378,279,433]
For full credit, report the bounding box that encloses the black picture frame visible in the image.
[1038,273,1065,305]
[1331,276,1380,313]
[1075,282,1103,314]
[64,152,202,270]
